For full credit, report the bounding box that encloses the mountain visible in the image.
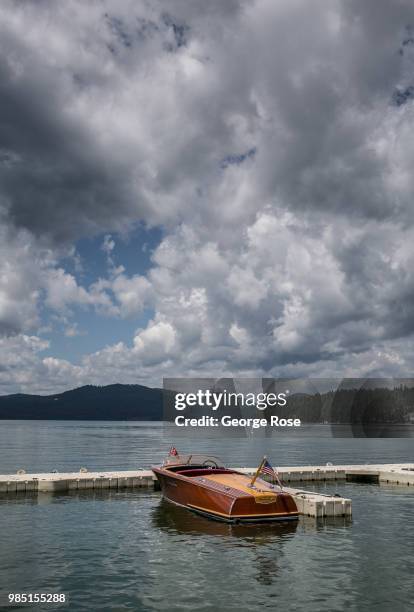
[0,384,164,420]
[0,383,412,423]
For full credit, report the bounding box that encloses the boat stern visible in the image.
[230,490,299,522]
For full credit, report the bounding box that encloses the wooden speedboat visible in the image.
[152,453,299,523]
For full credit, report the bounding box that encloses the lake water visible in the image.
[0,421,413,611]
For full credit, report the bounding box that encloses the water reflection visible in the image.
[152,499,299,586]
[153,498,352,535]
[0,488,158,507]
[152,498,298,540]
[301,515,353,532]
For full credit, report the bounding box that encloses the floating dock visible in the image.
[1,463,413,518]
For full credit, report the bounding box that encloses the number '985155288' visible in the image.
[8,593,66,604]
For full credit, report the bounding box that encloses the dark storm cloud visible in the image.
[392,86,414,106]
[246,0,414,224]
[0,0,249,245]
[2,0,414,246]
[0,29,144,243]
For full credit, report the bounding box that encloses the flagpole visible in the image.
[274,469,283,490]
[249,456,266,488]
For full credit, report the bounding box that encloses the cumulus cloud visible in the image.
[0,227,41,335]
[0,335,55,394]
[133,321,177,366]
[1,0,414,393]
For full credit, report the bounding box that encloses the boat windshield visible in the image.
[162,453,225,468]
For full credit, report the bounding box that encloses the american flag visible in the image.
[260,459,283,487]
[169,446,178,456]
[261,459,275,477]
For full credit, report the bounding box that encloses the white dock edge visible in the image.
[237,463,414,486]
[379,468,414,486]
[1,463,413,517]
[0,470,156,495]
[283,487,352,518]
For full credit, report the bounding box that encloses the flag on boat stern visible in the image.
[260,459,283,488]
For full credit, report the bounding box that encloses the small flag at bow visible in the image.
[169,446,178,456]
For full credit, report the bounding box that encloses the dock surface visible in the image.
[1,463,413,518]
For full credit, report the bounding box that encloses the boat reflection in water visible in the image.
[152,498,351,587]
[152,499,298,586]
[152,498,299,540]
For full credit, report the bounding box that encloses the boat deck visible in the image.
[198,472,278,498]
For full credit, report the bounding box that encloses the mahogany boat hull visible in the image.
[152,466,299,523]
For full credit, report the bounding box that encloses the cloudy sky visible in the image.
[1,0,414,394]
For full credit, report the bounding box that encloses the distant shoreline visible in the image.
[1,383,413,424]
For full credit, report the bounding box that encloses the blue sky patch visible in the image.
[220,147,257,169]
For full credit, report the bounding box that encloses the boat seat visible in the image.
[176,468,234,477]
